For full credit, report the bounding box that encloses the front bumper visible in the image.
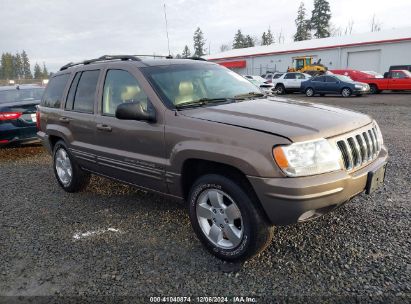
[248,147,388,226]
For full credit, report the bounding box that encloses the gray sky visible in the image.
[1,0,411,72]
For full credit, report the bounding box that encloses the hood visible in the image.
[180,97,372,142]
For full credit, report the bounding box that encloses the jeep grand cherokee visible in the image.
[37,55,388,261]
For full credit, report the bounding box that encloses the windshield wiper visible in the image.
[174,97,234,109]
[233,92,266,100]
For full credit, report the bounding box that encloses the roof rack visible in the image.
[59,54,207,71]
[59,55,141,71]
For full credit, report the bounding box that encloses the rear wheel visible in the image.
[305,87,315,97]
[275,84,285,95]
[188,174,274,261]
[341,87,352,97]
[53,140,90,192]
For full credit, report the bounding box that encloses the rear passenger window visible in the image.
[72,70,100,113]
[102,70,149,116]
[284,73,296,79]
[41,74,69,108]
[65,72,81,110]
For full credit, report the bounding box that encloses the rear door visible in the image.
[62,69,101,170]
[94,67,167,192]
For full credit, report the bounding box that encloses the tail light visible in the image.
[0,112,22,121]
[36,110,41,130]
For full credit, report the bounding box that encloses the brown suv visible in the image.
[37,55,388,261]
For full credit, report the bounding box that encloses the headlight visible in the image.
[355,84,363,89]
[273,138,342,177]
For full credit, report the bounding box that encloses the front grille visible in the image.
[336,125,381,170]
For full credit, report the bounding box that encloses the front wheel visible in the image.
[341,87,352,97]
[188,174,274,261]
[53,140,90,192]
[369,84,380,94]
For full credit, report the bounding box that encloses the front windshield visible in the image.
[334,75,353,82]
[0,88,44,104]
[144,64,261,108]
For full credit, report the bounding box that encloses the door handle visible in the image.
[59,117,71,123]
[96,124,112,132]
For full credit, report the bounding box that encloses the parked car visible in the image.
[301,74,370,97]
[243,75,274,94]
[0,84,44,147]
[264,72,283,83]
[332,69,411,93]
[271,72,312,94]
[389,65,411,73]
[38,55,387,261]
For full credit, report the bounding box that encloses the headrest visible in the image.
[178,81,194,96]
[121,85,141,101]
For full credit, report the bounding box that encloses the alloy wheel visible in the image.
[196,189,243,249]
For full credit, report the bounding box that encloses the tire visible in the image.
[188,174,274,261]
[305,87,315,97]
[369,84,380,94]
[275,84,285,95]
[341,87,352,97]
[320,94,325,97]
[53,140,90,192]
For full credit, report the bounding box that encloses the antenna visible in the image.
[163,3,171,56]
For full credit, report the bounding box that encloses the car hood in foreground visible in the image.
[180,97,372,142]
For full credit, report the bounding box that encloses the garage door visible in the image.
[347,50,381,72]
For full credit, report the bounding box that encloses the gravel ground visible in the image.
[0,93,410,303]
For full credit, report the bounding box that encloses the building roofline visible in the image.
[208,37,411,61]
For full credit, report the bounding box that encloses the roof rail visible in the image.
[185,56,207,61]
[59,55,141,71]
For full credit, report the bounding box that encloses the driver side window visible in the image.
[102,70,149,116]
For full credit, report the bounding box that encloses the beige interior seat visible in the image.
[175,81,198,105]
[121,85,141,101]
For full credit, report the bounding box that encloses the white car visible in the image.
[243,75,275,94]
[271,72,312,94]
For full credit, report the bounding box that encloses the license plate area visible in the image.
[365,163,386,194]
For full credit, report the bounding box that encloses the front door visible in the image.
[94,68,166,192]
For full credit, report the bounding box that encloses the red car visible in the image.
[331,69,411,94]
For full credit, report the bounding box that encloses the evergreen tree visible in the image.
[244,35,255,47]
[261,32,267,45]
[21,50,32,79]
[14,53,23,79]
[1,53,14,79]
[232,29,245,49]
[266,28,274,45]
[311,0,331,38]
[193,27,206,57]
[182,45,191,58]
[294,2,311,41]
[34,63,42,79]
[42,63,48,78]
[219,44,230,52]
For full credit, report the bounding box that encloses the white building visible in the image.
[205,27,411,75]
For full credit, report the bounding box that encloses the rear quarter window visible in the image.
[41,74,70,108]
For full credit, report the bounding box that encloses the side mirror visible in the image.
[115,102,156,122]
